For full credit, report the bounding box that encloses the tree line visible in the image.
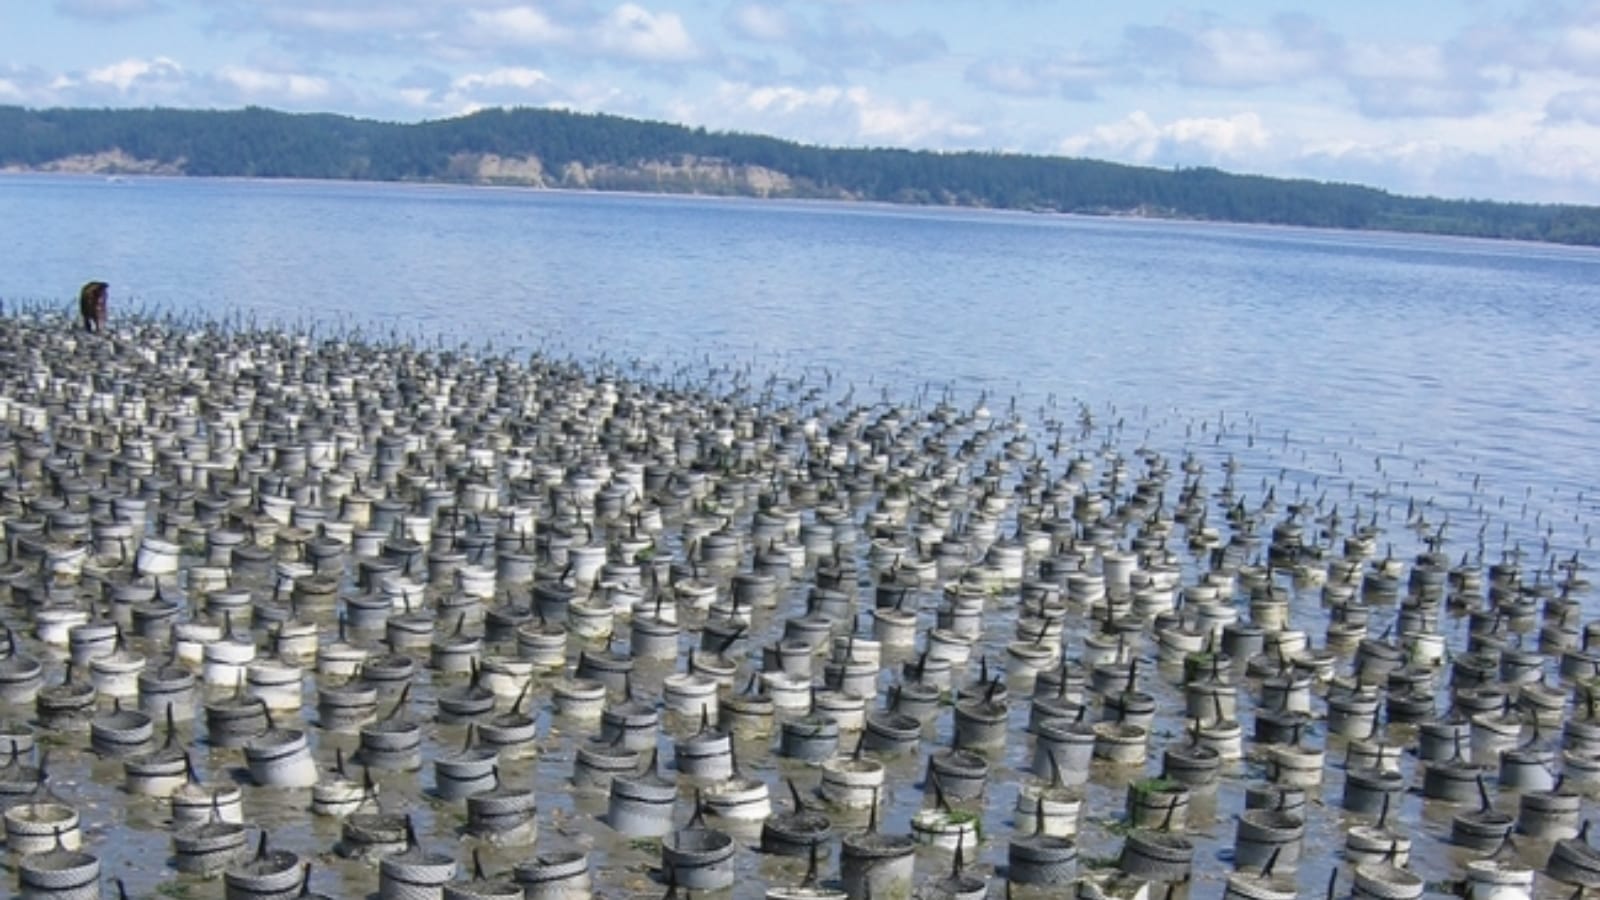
[3,104,1599,246]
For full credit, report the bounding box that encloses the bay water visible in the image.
[3,173,1596,555]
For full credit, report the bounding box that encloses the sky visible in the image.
[7,1,1600,205]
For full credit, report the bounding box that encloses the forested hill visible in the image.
[4,104,1600,246]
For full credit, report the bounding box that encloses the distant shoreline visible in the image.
[9,168,1597,256]
[5,105,1599,247]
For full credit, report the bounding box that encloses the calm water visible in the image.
[4,174,1597,540]
[5,173,1600,897]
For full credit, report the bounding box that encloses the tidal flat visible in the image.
[0,309,1594,899]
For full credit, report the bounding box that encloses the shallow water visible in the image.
[2,174,1598,488]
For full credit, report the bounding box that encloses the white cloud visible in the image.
[397,87,435,109]
[1124,15,1339,90]
[1052,104,1600,203]
[1059,111,1270,166]
[40,56,193,103]
[596,4,701,63]
[1189,24,1330,87]
[737,83,846,115]
[1554,25,1600,73]
[1104,12,1527,122]
[392,65,632,119]
[452,67,551,92]
[1508,133,1600,187]
[1167,113,1270,156]
[727,2,792,42]
[1300,138,1464,186]
[1341,38,1500,118]
[85,56,184,92]
[1,56,198,108]
[217,66,331,100]
[1546,89,1600,125]
[452,3,701,64]
[693,81,981,147]
[464,6,572,47]
[1344,42,1448,83]
[851,89,980,144]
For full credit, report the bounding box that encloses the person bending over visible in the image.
[79,281,108,332]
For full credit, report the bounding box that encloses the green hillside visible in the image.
[4,104,1598,246]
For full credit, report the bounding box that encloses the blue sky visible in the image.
[7,1,1600,204]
